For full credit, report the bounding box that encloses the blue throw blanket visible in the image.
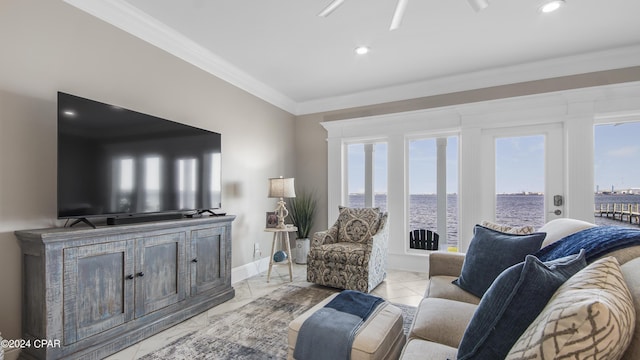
[534,226,640,262]
[294,290,384,360]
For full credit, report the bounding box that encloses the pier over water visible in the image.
[595,203,640,226]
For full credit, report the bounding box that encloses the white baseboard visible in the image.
[232,254,429,283]
[231,257,269,284]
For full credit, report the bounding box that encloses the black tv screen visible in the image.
[57,92,221,220]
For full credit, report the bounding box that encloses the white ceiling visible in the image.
[65,0,640,115]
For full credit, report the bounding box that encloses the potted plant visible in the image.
[288,190,317,264]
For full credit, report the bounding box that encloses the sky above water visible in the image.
[594,122,640,192]
[348,121,640,194]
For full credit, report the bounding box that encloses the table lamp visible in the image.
[268,176,296,229]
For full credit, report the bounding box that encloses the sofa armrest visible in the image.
[429,252,466,278]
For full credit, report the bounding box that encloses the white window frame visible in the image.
[480,123,565,226]
[322,81,640,272]
[405,131,460,252]
[343,139,388,209]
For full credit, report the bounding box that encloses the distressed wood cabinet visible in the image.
[15,216,235,360]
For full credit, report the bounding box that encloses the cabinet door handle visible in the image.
[126,274,134,280]
[192,258,198,263]
[137,272,145,277]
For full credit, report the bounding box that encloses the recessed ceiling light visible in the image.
[355,46,370,55]
[540,0,565,13]
[63,110,76,117]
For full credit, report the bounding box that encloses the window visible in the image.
[594,121,640,228]
[408,136,458,247]
[347,142,387,212]
[495,135,545,228]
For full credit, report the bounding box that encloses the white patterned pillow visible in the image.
[481,220,535,235]
[506,256,636,360]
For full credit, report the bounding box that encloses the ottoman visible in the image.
[288,292,406,360]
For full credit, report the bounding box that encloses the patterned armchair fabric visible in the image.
[307,207,389,293]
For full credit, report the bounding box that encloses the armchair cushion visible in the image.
[307,242,368,266]
[336,206,382,244]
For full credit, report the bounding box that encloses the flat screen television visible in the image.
[57,92,221,225]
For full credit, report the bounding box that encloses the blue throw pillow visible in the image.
[457,250,587,360]
[453,225,546,298]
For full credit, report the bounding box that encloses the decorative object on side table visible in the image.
[273,250,288,262]
[266,211,278,228]
[268,176,296,229]
[288,190,317,264]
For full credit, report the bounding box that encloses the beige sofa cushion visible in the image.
[400,339,457,360]
[506,257,635,360]
[605,245,640,266]
[425,275,480,305]
[408,297,477,349]
[428,252,465,277]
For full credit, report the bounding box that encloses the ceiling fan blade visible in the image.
[467,0,489,12]
[317,0,346,17]
[390,0,409,31]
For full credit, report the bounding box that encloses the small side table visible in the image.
[265,226,298,282]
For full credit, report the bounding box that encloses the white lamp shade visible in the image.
[268,177,296,198]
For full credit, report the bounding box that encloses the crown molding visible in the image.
[296,45,640,115]
[63,0,298,114]
[320,81,640,137]
[63,0,640,117]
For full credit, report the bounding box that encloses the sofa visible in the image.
[400,218,640,360]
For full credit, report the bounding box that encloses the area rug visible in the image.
[140,284,416,360]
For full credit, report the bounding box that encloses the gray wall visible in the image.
[0,0,294,343]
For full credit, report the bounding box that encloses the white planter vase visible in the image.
[295,238,310,264]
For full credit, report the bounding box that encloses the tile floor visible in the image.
[106,264,429,360]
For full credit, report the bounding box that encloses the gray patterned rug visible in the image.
[140,284,416,360]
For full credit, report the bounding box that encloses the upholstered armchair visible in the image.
[306,207,389,293]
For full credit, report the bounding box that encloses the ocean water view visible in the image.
[348,193,640,245]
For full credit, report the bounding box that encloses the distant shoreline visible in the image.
[347,193,639,245]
